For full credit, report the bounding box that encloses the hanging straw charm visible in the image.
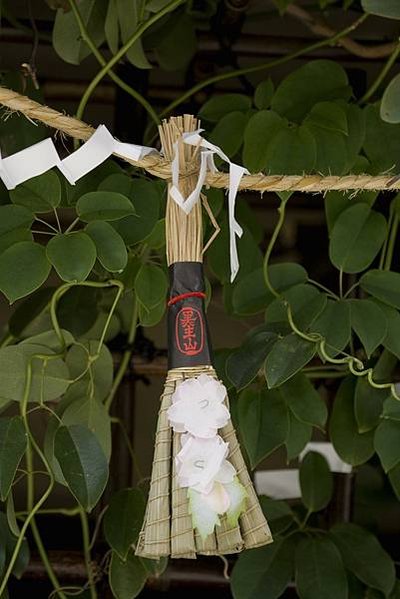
[136,116,272,559]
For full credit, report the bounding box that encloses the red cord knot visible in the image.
[167,291,206,307]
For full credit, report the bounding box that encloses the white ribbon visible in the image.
[0,124,157,190]
[169,129,248,282]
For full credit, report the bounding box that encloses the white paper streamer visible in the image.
[0,123,245,281]
[0,138,65,189]
[169,129,248,282]
[0,125,158,190]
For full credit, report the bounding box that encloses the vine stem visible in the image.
[154,13,368,124]
[49,279,124,352]
[359,39,400,104]
[75,0,186,120]
[68,0,159,127]
[384,213,399,271]
[79,508,97,599]
[263,196,400,400]
[0,358,59,596]
[105,295,138,412]
[27,455,67,599]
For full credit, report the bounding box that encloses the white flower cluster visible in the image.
[167,374,247,538]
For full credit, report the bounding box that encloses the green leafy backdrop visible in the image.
[1,0,400,597]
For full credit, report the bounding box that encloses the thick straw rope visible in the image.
[1,86,399,193]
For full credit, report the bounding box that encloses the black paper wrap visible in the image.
[167,262,213,369]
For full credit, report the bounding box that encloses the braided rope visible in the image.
[1,86,399,193]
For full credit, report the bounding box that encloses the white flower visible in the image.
[168,374,229,438]
[175,434,235,494]
[187,477,247,539]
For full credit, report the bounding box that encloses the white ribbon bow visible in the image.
[169,129,248,282]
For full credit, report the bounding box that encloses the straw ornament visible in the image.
[135,116,272,559]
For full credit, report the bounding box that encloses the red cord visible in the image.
[167,291,206,307]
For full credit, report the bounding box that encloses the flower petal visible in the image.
[224,476,247,527]
[188,488,220,540]
[215,460,236,484]
[202,482,231,514]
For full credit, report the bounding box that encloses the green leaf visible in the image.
[376,307,400,366]
[305,101,348,134]
[330,377,375,466]
[52,0,107,64]
[47,232,96,282]
[329,204,387,274]
[104,489,146,560]
[363,105,400,172]
[295,537,348,599]
[238,387,289,468]
[285,412,312,461]
[343,104,366,172]
[226,330,278,390]
[0,241,51,302]
[103,177,161,245]
[307,126,348,175]
[199,94,251,122]
[325,190,375,234]
[361,0,400,19]
[374,419,400,472]
[0,229,33,254]
[85,221,127,273]
[383,395,400,420]
[300,451,333,511]
[331,523,395,595]
[116,0,151,69]
[55,424,108,511]
[355,378,388,433]
[10,171,61,212]
[138,300,165,328]
[258,496,294,535]
[76,191,135,222]
[0,511,30,580]
[0,205,34,235]
[310,299,351,357]
[20,329,75,352]
[381,73,400,123]
[243,110,286,173]
[58,286,99,337]
[135,264,167,310]
[6,491,20,538]
[105,0,119,54]
[388,463,400,501]
[155,12,196,70]
[264,124,317,175]
[271,60,350,122]
[349,299,387,357]
[232,263,307,316]
[109,551,147,599]
[230,537,294,599]
[66,341,113,401]
[264,333,316,388]
[265,284,326,331]
[209,111,247,159]
[280,372,327,428]
[62,396,111,461]
[360,270,400,309]
[0,417,27,500]
[0,344,69,403]
[254,79,274,110]
[9,287,55,337]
